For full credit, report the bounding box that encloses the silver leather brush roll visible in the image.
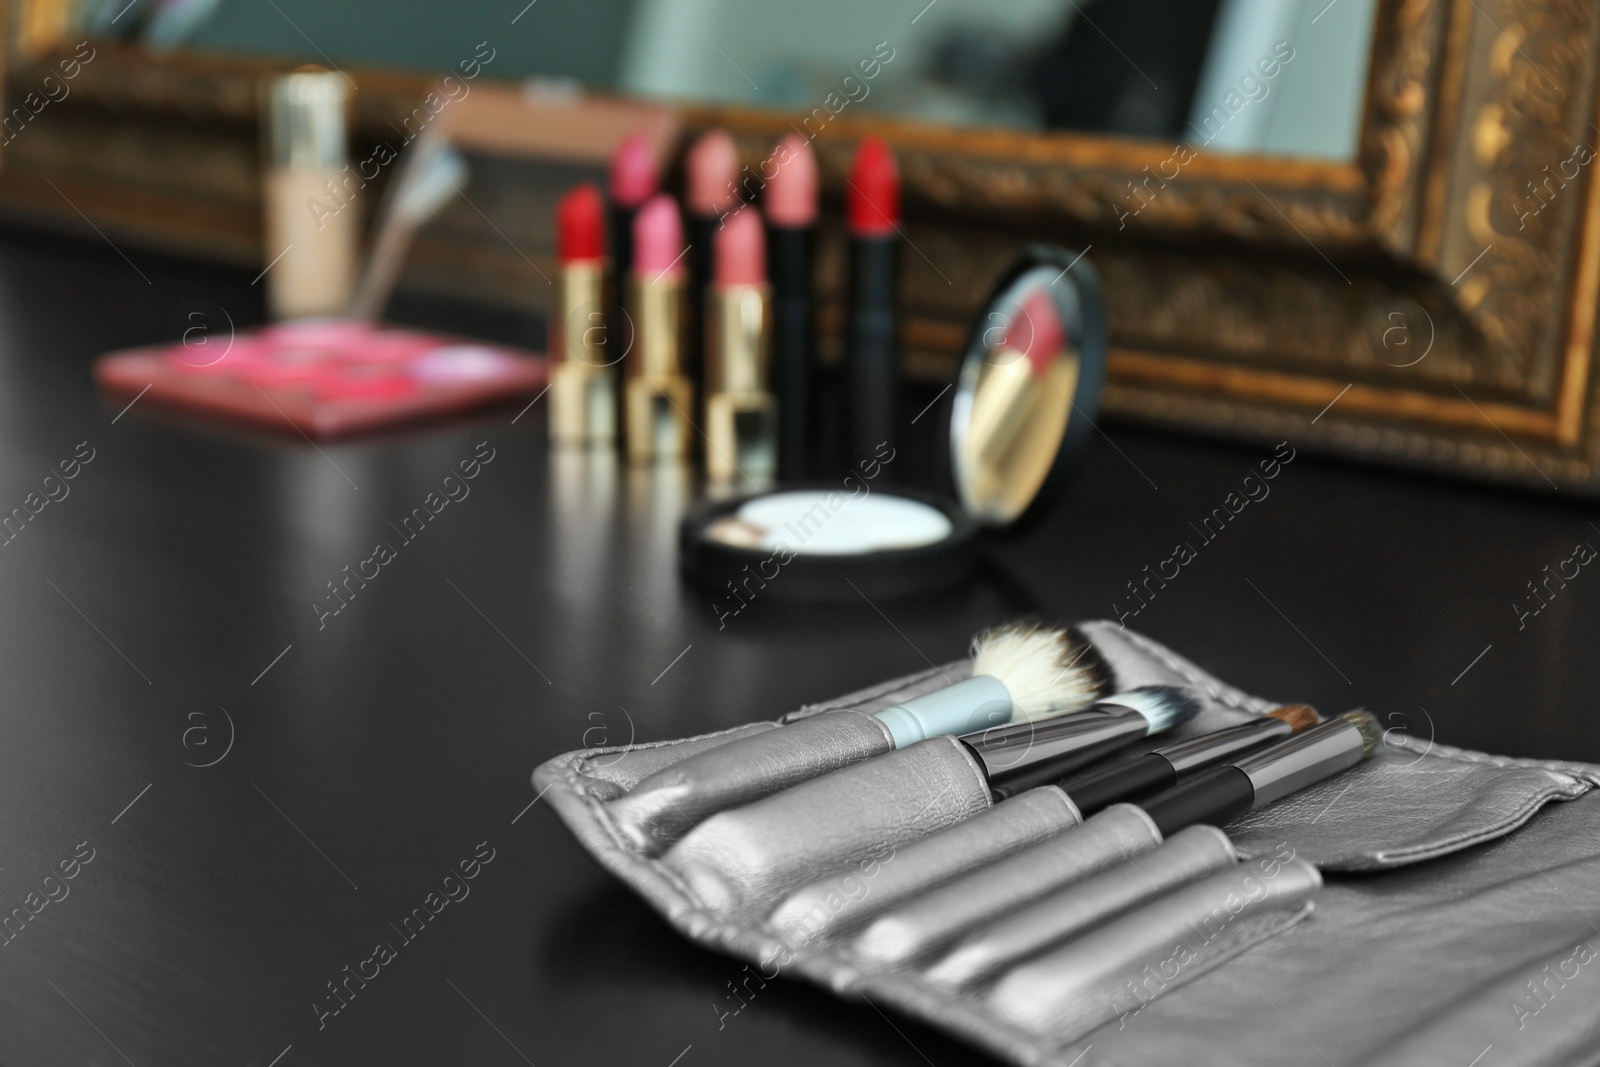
[606,624,1113,853]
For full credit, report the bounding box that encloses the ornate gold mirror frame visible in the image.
[692,0,1600,494]
[1,1,1594,493]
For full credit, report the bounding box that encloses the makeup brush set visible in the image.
[538,622,1600,1064]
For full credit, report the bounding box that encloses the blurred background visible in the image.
[33,0,1375,156]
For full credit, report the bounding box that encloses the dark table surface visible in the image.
[2,225,1596,1067]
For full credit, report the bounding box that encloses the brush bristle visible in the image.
[969,622,1114,721]
[1103,685,1201,734]
[1339,709,1382,756]
[1267,704,1321,733]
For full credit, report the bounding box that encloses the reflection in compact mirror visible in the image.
[952,267,1079,527]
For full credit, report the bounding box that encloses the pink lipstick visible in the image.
[625,194,693,462]
[685,129,741,405]
[763,133,817,479]
[705,207,775,485]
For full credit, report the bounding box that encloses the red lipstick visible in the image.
[557,182,605,264]
[847,137,900,237]
[550,183,614,446]
[844,137,901,469]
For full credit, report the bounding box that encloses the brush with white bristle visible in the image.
[873,623,1114,748]
[968,623,1112,721]
[606,622,1111,854]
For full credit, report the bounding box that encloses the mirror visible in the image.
[952,259,1093,527]
[83,0,1377,160]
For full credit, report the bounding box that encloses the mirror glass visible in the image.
[951,264,1080,527]
[102,0,1377,161]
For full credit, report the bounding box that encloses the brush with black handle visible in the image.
[1049,703,1321,816]
[1138,709,1381,836]
[960,685,1203,801]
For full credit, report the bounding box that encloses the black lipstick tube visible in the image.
[768,222,814,479]
[687,210,721,404]
[608,201,640,372]
[844,234,898,473]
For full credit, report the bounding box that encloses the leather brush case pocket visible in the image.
[767,786,1081,947]
[925,824,1239,991]
[663,736,993,917]
[608,711,893,853]
[851,804,1163,969]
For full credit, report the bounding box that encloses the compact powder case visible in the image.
[680,246,1108,600]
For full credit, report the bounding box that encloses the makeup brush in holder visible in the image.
[607,622,1114,853]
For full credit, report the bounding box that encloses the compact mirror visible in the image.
[681,245,1106,601]
[952,255,1102,529]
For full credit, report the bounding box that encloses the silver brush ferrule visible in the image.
[1236,716,1367,809]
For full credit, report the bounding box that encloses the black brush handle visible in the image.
[1138,765,1254,838]
[1056,753,1176,815]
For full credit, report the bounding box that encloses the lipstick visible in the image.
[609,134,658,369]
[685,129,740,403]
[844,137,900,470]
[763,134,817,479]
[549,183,615,446]
[705,208,775,485]
[625,194,693,463]
[608,134,657,284]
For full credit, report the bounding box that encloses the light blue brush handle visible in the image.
[873,675,1012,748]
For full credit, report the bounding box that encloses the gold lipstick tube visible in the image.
[550,259,617,446]
[705,282,777,485]
[625,274,693,463]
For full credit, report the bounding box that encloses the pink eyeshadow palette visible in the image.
[95,320,546,438]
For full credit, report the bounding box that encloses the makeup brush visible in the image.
[685,129,740,403]
[347,137,469,321]
[844,137,900,471]
[606,622,1113,853]
[872,623,1114,746]
[1138,709,1381,837]
[959,686,1202,800]
[1048,704,1321,816]
[763,133,817,480]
